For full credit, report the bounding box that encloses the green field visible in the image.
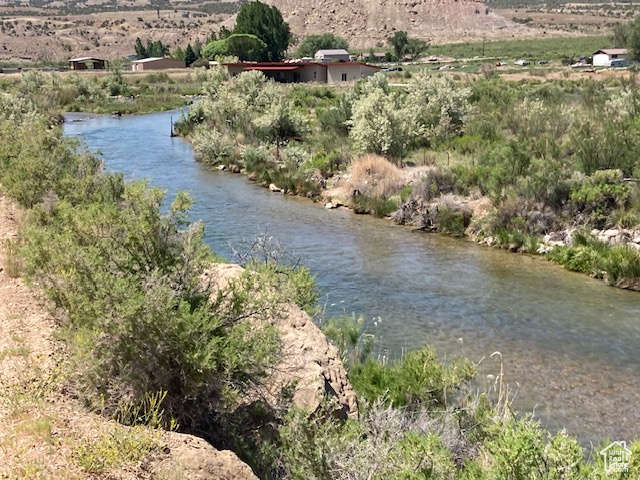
[428,35,611,61]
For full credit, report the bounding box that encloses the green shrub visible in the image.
[19,183,280,427]
[349,346,475,409]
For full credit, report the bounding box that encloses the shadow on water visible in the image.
[64,110,640,447]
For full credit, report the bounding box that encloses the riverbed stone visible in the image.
[269,183,283,193]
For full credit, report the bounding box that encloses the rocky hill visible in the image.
[245,0,526,48]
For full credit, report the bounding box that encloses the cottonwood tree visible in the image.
[295,33,349,58]
[233,0,291,61]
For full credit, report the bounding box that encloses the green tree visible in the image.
[172,46,185,60]
[193,38,202,59]
[226,34,268,61]
[184,44,197,66]
[388,30,408,60]
[134,37,147,59]
[203,39,230,61]
[405,37,428,61]
[295,33,348,58]
[626,15,640,61]
[233,0,291,61]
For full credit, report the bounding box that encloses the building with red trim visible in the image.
[224,61,380,84]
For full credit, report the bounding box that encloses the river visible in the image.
[64,109,640,448]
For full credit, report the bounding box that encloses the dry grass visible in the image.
[349,154,405,199]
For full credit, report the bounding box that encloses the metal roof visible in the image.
[69,57,105,62]
[315,49,350,56]
[594,49,628,56]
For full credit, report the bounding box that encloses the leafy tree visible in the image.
[219,25,232,39]
[612,22,630,49]
[193,38,202,59]
[184,44,197,66]
[626,16,640,62]
[203,39,231,61]
[226,34,267,61]
[145,39,169,58]
[172,46,185,60]
[295,33,349,58]
[388,30,409,60]
[233,0,291,61]
[134,37,147,59]
[405,37,428,61]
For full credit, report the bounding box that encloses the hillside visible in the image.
[239,0,528,48]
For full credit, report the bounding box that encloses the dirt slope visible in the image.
[0,195,258,479]
[232,0,527,48]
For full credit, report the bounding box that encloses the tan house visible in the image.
[224,61,379,84]
[225,62,328,83]
[326,63,380,84]
[130,57,186,71]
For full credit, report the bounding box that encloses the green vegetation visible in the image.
[388,30,429,61]
[427,34,610,61]
[233,0,292,62]
[3,65,640,478]
[295,33,349,58]
[0,68,204,114]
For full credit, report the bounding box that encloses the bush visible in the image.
[349,346,475,409]
[20,183,280,428]
[191,125,234,165]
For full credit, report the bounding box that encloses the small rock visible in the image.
[217,165,226,171]
[603,229,619,239]
[325,202,335,209]
[269,183,283,193]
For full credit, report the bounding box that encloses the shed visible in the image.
[314,49,350,63]
[130,57,186,71]
[593,49,628,67]
[69,57,107,70]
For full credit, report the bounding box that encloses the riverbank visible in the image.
[174,68,640,293]
[0,196,259,479]
[4,84,640,476]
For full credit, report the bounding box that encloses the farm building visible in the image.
[224,61,380,84]
[314,49,350,62]
[69,57,107,70]
[593,49,628,67]
[130,57,186,71]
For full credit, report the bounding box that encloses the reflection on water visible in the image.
[64,110,640,446]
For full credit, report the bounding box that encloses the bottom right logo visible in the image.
[600,441,632,474]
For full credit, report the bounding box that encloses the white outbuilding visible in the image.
[592,49,628,67]
[314,49,350,63]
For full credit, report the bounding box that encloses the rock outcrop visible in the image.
[154,432,259,480]
[223,0,525,49]
[204,263,358,418]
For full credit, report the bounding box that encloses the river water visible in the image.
[64,109,640,448]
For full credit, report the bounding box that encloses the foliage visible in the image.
[233,0,291,62]
[349,346,475,409]
[295,33,349,58]
[388,30,409,60]
[348,78,412,158]
[203,34,268,62]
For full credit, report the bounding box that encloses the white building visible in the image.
[314,49,350,63]
[592,49,628,67]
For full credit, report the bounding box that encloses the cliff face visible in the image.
[239,0,523,48]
